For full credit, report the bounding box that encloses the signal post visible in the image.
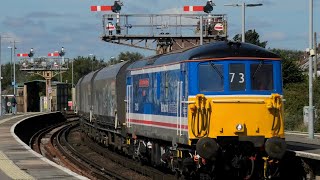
[91,0,226,54]
[18,48,68,112]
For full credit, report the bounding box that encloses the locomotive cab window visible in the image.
[229,64,245,91]
[198,63,224,92]
[251,63,274,90]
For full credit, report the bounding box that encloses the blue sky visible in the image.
[0,0,319,64]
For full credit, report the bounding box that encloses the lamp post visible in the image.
[224,3,262,42]
[0,35,13,115]
[308,0,314,139]
[89,54,94,71]
[71,57,74,111]
[8,46,13,90]
[12,41,16,95]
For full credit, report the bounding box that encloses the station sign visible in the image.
[106,22,115,31]
[214,23,224,31]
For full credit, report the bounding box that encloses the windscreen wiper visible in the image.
[252,61,263,79]
[210,62,223,79]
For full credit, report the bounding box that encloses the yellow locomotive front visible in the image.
[186,58,286,179]
[189,93,284,139]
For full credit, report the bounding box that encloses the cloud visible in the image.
[257,0,276,6]
[26,12,67,19]
[263,32,287,41]
[2,16,46,28]
[0,32,22,43]
[247,18,273,29]
[159,7,183,14]
[52,24,94,33]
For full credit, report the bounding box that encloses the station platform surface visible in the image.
[0,113,87,180]
[286,132,320,160]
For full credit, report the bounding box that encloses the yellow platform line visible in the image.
[0,151,34,180]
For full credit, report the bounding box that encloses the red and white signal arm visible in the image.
[106,22,115,31]
[17,53,28,57]
[214,23,224,31]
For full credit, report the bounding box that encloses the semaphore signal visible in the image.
[183,0,215,13]
[90,6,112,12]
[17,53,28,57]
[48,52,59,57]
[183,6,204,12]
[90,0,122,13]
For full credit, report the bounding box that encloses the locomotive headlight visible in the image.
[235,124,244,132]
[265,137,286,159]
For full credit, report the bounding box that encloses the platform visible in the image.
[286,132,320,160]
[0,113,87,180]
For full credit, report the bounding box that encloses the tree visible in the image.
[63,56,106,86]
[270,49,305,85]
[233,29,267,48]
[107,51,144,66]
[118,51,144,62]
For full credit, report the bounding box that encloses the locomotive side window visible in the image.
[229,64,245,91]
[251,63,274,90]
[198,63,224,92]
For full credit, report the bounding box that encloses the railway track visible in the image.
[29,115,164,180]
[79,132,177,180]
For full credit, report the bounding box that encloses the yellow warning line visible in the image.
[0,151,34,180]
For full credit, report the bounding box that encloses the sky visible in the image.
[0,0,319,64]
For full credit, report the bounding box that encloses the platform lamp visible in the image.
[224,3,263,42]
[89,54,94,72]
[7,46,13,91]
[0,35,13,115]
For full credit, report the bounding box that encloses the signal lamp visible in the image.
[59,46,65,56]
[28,48,34,57]
[204,0,214,13]
[112,1,122,13]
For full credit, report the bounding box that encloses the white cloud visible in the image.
[263,32,287,41]
[0,32,22,43]
[159,7,183,14]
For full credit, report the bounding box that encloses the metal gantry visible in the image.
[101,13,228,54]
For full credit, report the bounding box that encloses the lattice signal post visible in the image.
[91,1,228,54]
[100,13,227,54]
[18,54,68,112]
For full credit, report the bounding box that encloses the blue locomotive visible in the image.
[76,41,286,179]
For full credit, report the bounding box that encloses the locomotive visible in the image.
[76,41,286,179]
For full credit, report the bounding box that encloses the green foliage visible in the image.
[284,79,320,132]
[0,51,145,94]
[270,49,305,85]
[283,82,308,130]
[233,29,267,48]
[106,51,144,66]
[312,79,320,132]
[63,56,106,86]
